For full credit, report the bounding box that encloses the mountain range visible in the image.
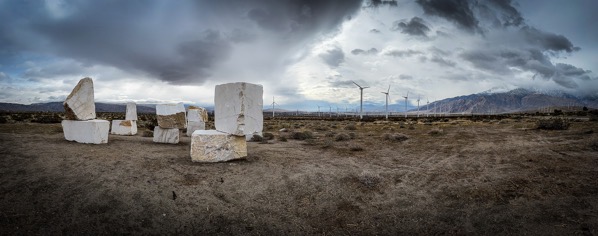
[0,89,596,114]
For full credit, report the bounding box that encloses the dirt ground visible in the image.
[0,116,597,235]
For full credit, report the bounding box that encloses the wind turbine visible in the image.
[328,105,332,118]
[426,98,430,117]
[416,95,421,117]
[317,105,321,117]
[271,96,277,118]
[403,91,409,118]
[381,85,390,120]
[352,81,370,119]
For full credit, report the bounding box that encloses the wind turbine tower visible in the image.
[403,91,409,118]
[317,105,321,117]
[328,105,332,118]
[416,95,421,117]
[271,96,277,118]
[426,98,430,117]
[381,85,390,120]
[352,81,370,119]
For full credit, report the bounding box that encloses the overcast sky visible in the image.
[0,0,596,109]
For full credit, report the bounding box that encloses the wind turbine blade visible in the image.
[352,81,362,88]
[363,86,370,89]
[387,85,390,93]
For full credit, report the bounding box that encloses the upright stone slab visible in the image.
[156,103,186,129]
[190,130,247,162]
[125,102,137,121]
[186,107,208,137]
[153,126,179,144]
[111,120,137,135]
[63,77,96,120]
[214,82,263,136]
[62,120,109,144]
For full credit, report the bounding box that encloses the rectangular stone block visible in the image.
[111,120,137,135]
[187,106,208,122]
[190,130,247,162]
[156,103,186,129]
[186,120,206,137]
[125,102,137,121]
[214,82,263,136]
[153,126,179,144]
[63,77,96,120]
[62,119,109,144]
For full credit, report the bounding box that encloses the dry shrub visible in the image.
[536,118,570,130]
[263,132,274,140]
[357,171,381,188]
[325,131,337,137]
[277,136,288,142]
[349,144,364,151]
[428,128,444,136]
[250,135,264,142]
[291,131,313,140]
[334,133,351,141]
[321,140,334,149]
[344,124,357,130]
[383,133,409,142]
[314,126,328,131]
[348,132,356,139]
[142,130,153,137]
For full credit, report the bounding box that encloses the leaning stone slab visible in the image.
[111,120,137,135]
[156,103,186,129]
[63,77,96,120]
[125,102,137,121]
[214,82,263,136]
[62,119,109,144]
[153,126,179,144]
[186,121,206,137]
[190,130,247,162]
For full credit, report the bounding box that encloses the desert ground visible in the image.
[0,113,597,235]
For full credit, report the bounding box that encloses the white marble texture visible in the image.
[63,77,96,120]
[190,130,247,162]
[153,126,179,144]
[125,102,137,121]
[62,119,109,144]
[110,120,137,135]
[214,82,263,136]
[156,103,187,129]
[186,121,206,137]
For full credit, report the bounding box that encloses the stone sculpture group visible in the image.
[61,78,263,163]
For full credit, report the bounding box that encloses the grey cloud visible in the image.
[430,56,456,67]
[365,0,398,8]
[556,63,591,77]
[520,26,579,53]
[399,74,413,80]
[329,80,356,88]
[0,0,362,85]
[384,49,423,57]
[416,0,479,32]
[391,17,430,37]
[351,48,378,55]
[320,46,345,68]
[370,29,381,33]
[0,72,11,81]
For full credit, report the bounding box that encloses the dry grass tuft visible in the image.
[291,131,313,140]
[334,133,351,141]
[357,171,381,188]
[428,128,444,136]
[383,133,409,142]
[536,118,570,130]
[349,144,364,151]
[142,130,153,137]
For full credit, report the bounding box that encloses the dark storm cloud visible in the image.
[391,17,430,37]
[520,26,579,53]
[320,46,345,68]
[384,49,423,57]
[351,48,378,55]
[0,0,362,85]
[365,0,398,8]
[430,56,456,67]
[416,0,478,32]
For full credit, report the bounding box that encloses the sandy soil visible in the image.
[0,117,597,235]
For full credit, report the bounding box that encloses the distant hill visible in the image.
[414,88,598,114]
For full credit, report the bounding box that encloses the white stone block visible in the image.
[111,120,137,135]
[186,121,206,137]
[63,77,96,120]
[214,82,263,136]
[62,120,109,144]
[125,102,137,121]
[156,103,186,129]
[190,130,247,162]
[153,126,179,144]
[187,106,208,122]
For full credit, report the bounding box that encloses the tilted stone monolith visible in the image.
[190,130,247,162]
[186,106,208,137]
[214,82,263,136]
[125,102,137,121]
[156,103,186,129]
[153,126,179,144]
[111,120,137,135]
[62,120,109,144]
[63,77,96,120]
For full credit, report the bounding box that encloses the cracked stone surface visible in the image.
[190,130,247,162]
[63,77,96,120]
[153,126,179,144]
[156,103,186,129]
[110,120,137,136]
[214,82,263,136]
